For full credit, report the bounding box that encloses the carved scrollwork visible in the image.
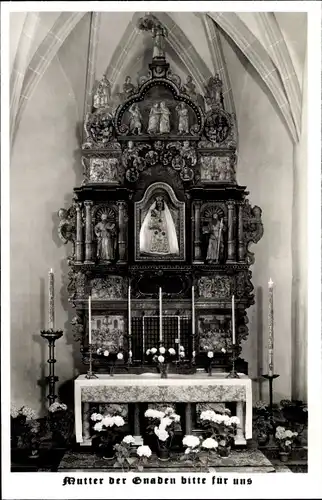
[67,269,88,300]
[82,110,116,149]
[57,204,76,261]
[243,200,264,265]
[197,276,231,299]
[71,312,85,343]
[91,276,125,300]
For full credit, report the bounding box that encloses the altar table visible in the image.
[74,373,252,446]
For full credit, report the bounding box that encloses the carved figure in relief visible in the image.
[203,213,225,263]
[148,103,160,134]
[140,196,179,255]
[176,102,189,135]
[94,214,117,262]
[184,75,197,98]
[128,104,142,135]
[159,101,170,134]
[93,75,111,109]
[123,76,135,98]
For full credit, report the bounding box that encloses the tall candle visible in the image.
[48,269,55,330]
[159,287,162,343]
[88,295,92,345]
[232,295,236,344]
[268,278,274,377]
[128,285,132,362]
[192,285,196,360]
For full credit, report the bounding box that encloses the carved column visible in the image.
[227,201,236,262]
[238,202,245,262]
[117,201,127,263]
[193,201,202,263]
[75,203,84,263]
[84,201,94,263]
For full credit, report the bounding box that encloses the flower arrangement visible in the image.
[91,411,126,458]
[96,347,126,375]
[199,409,239,457]
[114,436,152,472]
[145,346,177,378]
[10,405,40,456]
[253,401,273,445]
[181,434,219,471]
[145,406,181,459]
[47,401,73,447]
[275,426,298,457]
[202,345,227,375]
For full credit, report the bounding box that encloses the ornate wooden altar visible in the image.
[58,16,263,375]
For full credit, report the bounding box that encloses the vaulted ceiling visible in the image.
[10,11,307,146]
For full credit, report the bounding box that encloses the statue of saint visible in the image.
[93,75,111,109]
[123,76,135,98]
[95,214,117,262]
[184,75,197,98]
[203,213,225,263]
[159,101,170,134]
[140,196,179,255]
[147,103,160,134]
[152,25,166,59]
[176,102,189,134]
[128,104,142,135]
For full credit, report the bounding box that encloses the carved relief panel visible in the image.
[91,276,126,300]
[198,314,233,353]
[91,314,125,351]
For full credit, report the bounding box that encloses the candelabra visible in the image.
[226,344,240,379]
[40,329,63,406]
[262,373,280,413]
[86,343,98,379]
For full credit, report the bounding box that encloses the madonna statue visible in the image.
[139,196,179,255]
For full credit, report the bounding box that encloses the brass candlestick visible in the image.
[86,343,98,379]
[226,344,240,379]
[40,329,63,406]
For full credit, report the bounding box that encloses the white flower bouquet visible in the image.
[47,401,74,446]
[145,346,177,377]
[10,404,41,452]
[91,412,126,456]
[199,409,240,457]
[145,406,181,459]
[181,434,219,471]
[275,426,298,453]
[96,347,126,375]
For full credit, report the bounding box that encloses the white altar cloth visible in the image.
[74,373,252,444]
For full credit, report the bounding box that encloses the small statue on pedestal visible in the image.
[93,75,111,109]
[203,213,225,263]
[176,102,189,135]
[94,214,117,263]
[128,104,143,135]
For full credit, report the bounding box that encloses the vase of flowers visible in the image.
[275,426,298,462]
[146,346,177,378]
[91,411,126,459]
[47,402,74,447]
[11,404,41,458]
[145,406,181,460]
[96,347,125,376]
[199,409,239,457]
[202,347,227,376]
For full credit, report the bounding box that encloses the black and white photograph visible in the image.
[2,2,321,499]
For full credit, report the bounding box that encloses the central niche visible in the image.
[134,182,185,261]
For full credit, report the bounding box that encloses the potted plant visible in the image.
[91,411,126,459]
[145,346,177,378]
[253,401,273,446]
[199,409,239,457]
[11,405,41,459]
[275,426,298,462]
[145,406,181,460]
[114,436,153,472]
[181,434,219,471]
[47,402,74,447]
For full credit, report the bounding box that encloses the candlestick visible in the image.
[88,295,92,345]
[128,285,132,363]
[192,285,196,362]
[41,329,63,405]
[159,287,162,343]
[268,278,274,377]
[48,269,55,330]
[232,294,236,344]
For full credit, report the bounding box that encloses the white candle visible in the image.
[268,278,274,376]
[48,269,54,330]
[128,285,131,336]
[88,295,92,345]
[192,285,196,360]
[159,287,162,343]
[232,295,236,344]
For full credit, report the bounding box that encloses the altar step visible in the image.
[58,449,276,473]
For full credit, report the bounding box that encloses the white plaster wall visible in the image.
[220,31,294,402]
